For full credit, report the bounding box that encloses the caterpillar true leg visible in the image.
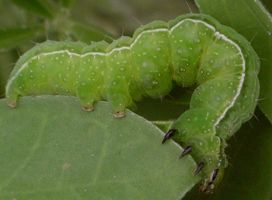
[162,129,177,144]
[194,161,205,175]
[180,145,192,158]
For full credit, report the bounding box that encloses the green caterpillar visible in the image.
[5,14,260,192]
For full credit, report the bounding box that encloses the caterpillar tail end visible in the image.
[6,84,18,108]
[7,99,17,108]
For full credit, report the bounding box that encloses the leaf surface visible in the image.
[0,96,199,199]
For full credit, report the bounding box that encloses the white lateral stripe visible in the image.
[213,32,246,129]
[6,18,246,131]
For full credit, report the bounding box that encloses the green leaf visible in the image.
[60,0,75,8]
[195,0,272,124]
[70,21,113,43]
[11,0,54,18]
[184,109,272,200]
[0,27,42,52]
[0,96,199,199]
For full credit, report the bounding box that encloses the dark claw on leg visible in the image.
[194,161,205,176]
[162,129,177,144]
[180,146,192,158]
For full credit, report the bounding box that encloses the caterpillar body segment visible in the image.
[5,14,260,189]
